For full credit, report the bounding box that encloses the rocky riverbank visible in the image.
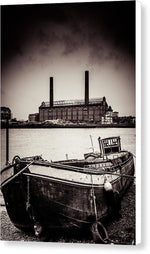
[0,184,135,244]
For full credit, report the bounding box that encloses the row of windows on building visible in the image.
[39,105,108,123]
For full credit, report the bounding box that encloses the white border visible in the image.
[136,0,141,245]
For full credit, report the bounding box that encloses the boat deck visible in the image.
[24,151,130,186]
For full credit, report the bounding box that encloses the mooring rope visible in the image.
[90,174,112,244]
[26,175,31,211]
[90,174,98,221]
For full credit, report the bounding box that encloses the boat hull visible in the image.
[1,155,135,232]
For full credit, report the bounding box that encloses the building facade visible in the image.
[1,107,11,120]
[101,110,113,125]
[28,113,39,122]
[39,71,114,123]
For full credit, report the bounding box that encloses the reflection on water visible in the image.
[1,128,135,168]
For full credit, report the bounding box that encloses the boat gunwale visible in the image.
[0,150,131,175]
[23,156,134,187]
[0,152,134,188]
[31,152,133,175]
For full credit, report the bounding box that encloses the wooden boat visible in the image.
[0,136,135,243]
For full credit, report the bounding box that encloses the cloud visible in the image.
[2,2,135,69]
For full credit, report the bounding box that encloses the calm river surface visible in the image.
[1,128,136,168]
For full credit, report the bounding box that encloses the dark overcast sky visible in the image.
[1,1,135,120]
[1,1,135,64]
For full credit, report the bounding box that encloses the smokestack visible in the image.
[50,77,53,107]
[85,70,89,105]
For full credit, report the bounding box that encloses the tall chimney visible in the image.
[50,77,53,107]
[85,70,89,105]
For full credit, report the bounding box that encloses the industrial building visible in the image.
[39,71,114,124]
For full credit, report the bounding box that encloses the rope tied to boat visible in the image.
[90,174,112,244]
[90,176,123,244]
[26,176,31,213]
[90,174,98,221]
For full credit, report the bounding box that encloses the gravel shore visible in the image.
[0,184,135,244]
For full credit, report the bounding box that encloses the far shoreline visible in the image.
[1,120,135,129]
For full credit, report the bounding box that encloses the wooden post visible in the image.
[50,77,53,107]
[6,118,9,165]
[90,135,94,153]
[85,71,89,105]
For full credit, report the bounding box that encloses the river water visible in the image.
[1,128,136,168]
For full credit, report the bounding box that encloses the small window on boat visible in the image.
[112,147,119,153]
[104,148,111,154]
[104,146,119,154]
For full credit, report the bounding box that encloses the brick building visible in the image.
[39,71,113,124]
